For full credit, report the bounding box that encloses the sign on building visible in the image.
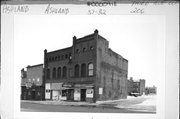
[99,88,103,95]
[86,89,93,98]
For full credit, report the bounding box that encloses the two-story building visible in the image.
[44,30,128,102]
[21,64,44,100]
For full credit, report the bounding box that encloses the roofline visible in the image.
[27,64,43,68]
[46,46,72,54]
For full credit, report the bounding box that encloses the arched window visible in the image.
[88,63,94,76]
[52,68,56,79]
[62,66,67,78]
[47,68,50,79]
[81,63,86,77]
[74,64,80,77]
[57,67,61,78]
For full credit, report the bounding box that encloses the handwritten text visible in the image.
[2,5,29,14]
[45,4,69,15]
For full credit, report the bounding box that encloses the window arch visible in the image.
[88,63,94,76]
[57,67,61,78]
[81,63,86,77]
[74,64,80,77]
[62,66,67,78]
[52,67,56,79]
[46,68,50,79]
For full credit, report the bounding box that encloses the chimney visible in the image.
[94,29,99,34]
[73,36,76,44]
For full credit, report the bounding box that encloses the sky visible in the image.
[14,15,165,87]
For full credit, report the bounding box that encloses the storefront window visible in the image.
[62,90,67,96]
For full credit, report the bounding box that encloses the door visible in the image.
[67,89,74,101]
[31,91,36,100]
[81,89,86,101]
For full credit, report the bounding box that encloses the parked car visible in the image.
[129,92,140,97]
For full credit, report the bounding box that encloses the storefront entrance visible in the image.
[81,89,86,101]
[31,91,36,100]
[67,89,74,101]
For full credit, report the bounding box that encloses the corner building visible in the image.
[44,30,128,102]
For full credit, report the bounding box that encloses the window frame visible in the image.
[88,63,94,76]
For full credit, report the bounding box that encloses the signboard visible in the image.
[99,88,103,95]
[45,83,51,90]
[86,89,93,98]
[51,83,62,90]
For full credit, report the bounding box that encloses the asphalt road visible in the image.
[21,102,154,113]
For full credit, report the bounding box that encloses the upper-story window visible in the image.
[76,49,80,54]
[88,63,94,76]
[83,48,86,52]
[90,46,94,50]
[74,64,80,77]
[65,54,68,59]
[52,67,56,79]
[57,67,61,78]
[58,56,60,61]
[55,56,58,61]
[61,55,64,60]
[69,53,72,60]
[62,66,67,78]
[49,57,51,62]
[47,68,50,79]
[81,63,86,77]
[52,57,54,61]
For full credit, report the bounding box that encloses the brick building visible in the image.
[21,64,45,100]
[44,30,128,102]
[127,77,146,96]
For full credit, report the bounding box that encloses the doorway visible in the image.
[31,91,36,100]
[81,89,86,101]
[67,89,74,101]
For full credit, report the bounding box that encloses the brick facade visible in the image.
[44,30,128,102]
[21,64,45,100]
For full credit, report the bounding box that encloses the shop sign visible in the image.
[51,83,63,90]
[63,83,72,88]
[45,83,51,90]
[86,89,93,98]
[99,88,103,95]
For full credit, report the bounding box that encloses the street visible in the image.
[21,95,156,113]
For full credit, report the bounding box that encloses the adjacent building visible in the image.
[145,85,157,95]
[21,64,45,100]
[127,77,145,96]
[44,30,128,102]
